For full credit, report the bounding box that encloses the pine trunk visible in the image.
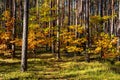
[21,0,29,72]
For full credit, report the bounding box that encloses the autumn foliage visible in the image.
[0,11,14,55]
[0,0,119,62]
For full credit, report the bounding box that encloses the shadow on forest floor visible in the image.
[0,53,120,79]
[109,62,120,74]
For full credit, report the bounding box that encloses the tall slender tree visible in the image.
[21,0,29,72]
[56,0,60,59]
[12,0,16,58]
[85,0,90,62]
[51,0,56,54]
[111,0,114,35]
[117,0,120,61]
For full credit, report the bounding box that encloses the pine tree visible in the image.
[21,0,29,72]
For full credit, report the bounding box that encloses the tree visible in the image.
[85,0,90,62]
[117,0,120,61]
[21,0,29,72]
[56,0,60,59]
[11,0,16,58]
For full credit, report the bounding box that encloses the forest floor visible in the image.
[0,53,120,80]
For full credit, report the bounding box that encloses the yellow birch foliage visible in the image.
[0,10,14,54]
[94,32,118,58]
[60,25,86,53]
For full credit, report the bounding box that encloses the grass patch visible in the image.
[0,53,120,80]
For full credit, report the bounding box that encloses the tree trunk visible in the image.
[117,0,120,61]
[68,0,71,28]
[12,0,16,59]
[56,0,61,59]
[100,0,104,59]
[75,0,78,38]
[111,0,114,36]
[51,0,56,54]
[85,0,90,62]
[21,0,29,72]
